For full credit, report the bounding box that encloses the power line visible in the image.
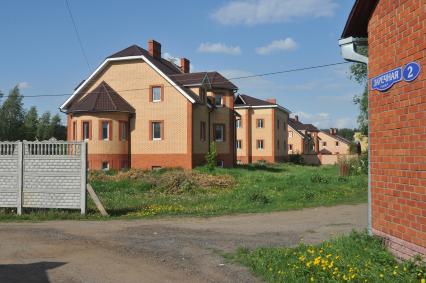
[7,61,350,98]
[65,0,91,72]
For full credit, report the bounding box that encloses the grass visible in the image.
[228,231,426,283]
[0,163,367,221]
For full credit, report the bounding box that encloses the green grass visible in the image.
[0,163,367,221]
[228,231,426,283]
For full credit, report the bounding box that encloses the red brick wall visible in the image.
[368,0,425,259]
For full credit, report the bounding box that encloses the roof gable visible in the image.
[234,94,291,113]
[341,0,379,38]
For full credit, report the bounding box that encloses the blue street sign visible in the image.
[371,67,402,92]
[403,62,421,82]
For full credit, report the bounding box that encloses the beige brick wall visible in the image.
[275,109,289,158]
[288,127,304,154]
[192,104,209,154]
[74,60,189,154]
[318,132,350,155]
[70,112,129,155]
[251,108,273,157]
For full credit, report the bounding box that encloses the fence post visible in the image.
[17,142,23,215]
[80,142,87,215]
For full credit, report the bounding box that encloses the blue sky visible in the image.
[0,0,362,129]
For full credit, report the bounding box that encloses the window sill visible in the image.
[152,138,162,141]
[152,100,162,103]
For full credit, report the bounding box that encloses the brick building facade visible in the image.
[341,0,425,259]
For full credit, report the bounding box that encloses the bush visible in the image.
[310,173,329,184]
[249,192,271,205]
[338,154,368,176]
[205,142,217,171]
[289,154,304,164]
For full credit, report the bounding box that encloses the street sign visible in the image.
[403,62,421,82]
[371,67,402,92]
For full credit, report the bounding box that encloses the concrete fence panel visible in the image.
[0,141,86,214]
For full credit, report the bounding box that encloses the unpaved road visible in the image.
[0,204,367,283]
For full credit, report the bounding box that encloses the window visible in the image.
[323,142,327,147]
[237,160,242,165]
[199,88,206,102]
[102,161,109,171]
[151,86,162,102]
[336,141,339,146]
[82,121,91,140]
[216,160,224,167]
[236,119,242,128]
[101,121,110,140]
[120,121,128,141]
[152,121,162,140]
[257,119,264,128]
[72,121,77,141]
[289,144,293,151]
[236,140,242,149]
[277,119,280,129]
[215,95,223,107]
[214,124,225,142]
[200,121,206,142]
[289,131,293,138]
[257,140,264,150]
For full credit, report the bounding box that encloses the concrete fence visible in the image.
[0,141,87,214]
[300,154,358,165]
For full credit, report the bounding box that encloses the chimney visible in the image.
[295,115,299,122]
[330,128,338,135]
[266,98,276,104]
[180,58,190,73]
[148,39,161,59]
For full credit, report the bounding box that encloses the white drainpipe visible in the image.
[339,36,371,235]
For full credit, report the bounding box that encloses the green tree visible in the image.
[23,106,39,140]
[0,86,25,141]
[36,111,52,140]
[50,114,67,140]
[205,142,217,170]
[350,47,368,135]
[337,128,357,141]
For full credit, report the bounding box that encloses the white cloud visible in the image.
[212,0,338,25]
[256,38,298,55]
[197,42,241,55]
[17,82,30,89]
[335,118,353,129]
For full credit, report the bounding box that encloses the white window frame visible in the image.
[216,160,224,167]
[257,140,264,150]
[121,122,127,141]
[257,119,264,128]
[215,95,223,107]
[215,125,224,142]
[236,119,242,128]
[236,140,242,149]
[102,161,109,171]
[289,131,293,138]
[152,122,162,141]
[82,122,90,141]
[152,86,162,102]
[102,121,109,141]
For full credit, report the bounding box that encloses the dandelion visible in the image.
[380,274,384,278]
[422,279,426,283]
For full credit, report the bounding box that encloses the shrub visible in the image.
[310,173,329,184]
[289,154,304,164]
[249,192,271,205]
[338,153,368,176]
[205,142,217,171]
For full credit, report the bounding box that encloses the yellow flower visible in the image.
[310,277,314,282]
[421,279,426,283]
[380,274,384,278]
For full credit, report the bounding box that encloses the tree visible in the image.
[36,112,52,140]
[205,142,217,170]
[23,106,39,140]
[337,128,357,141]
[0,86,25,141]
[50,114,67,140]
[350,47,368,135]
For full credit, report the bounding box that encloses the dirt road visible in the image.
[0,204,367,283]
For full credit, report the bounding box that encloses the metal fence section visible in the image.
[0,141,87,214]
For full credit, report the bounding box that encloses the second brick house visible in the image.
[234,94,290,164]
[60,40,237,170]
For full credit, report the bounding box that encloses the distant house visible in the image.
[287,116,320,155]
[234,94,290,164]
[60,39,238,170]
[318,129,351,155]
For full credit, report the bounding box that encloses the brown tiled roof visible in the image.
[341,0,379,38]
[172,72,238,90]
[68,81,135,113]
[235,94,275,106]
[288,118,319,132]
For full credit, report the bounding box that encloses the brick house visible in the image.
[234,94,290,164]
[341,0,425,259]
[318,129,351,156]
[60,40,238,170]
[287,116,319,155]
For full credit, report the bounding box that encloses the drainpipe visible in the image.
[339,36,371,235]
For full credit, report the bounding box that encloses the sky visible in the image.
[0,0,363,129]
